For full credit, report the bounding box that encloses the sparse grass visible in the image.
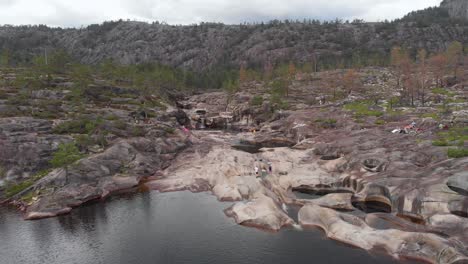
[432,126,468,147]
[447,98,467,104]
[0,90,8,99]
[130,126,146,137]
[432,140,450,147]
[163,127,176,134]
[105,114,119,121]
[32,110,61,119]
[420,113,440,120]
[53,117,103,134]
[113,120,128,130]
[344,101,383,118]
[20,191,36,203]
[375,119,386,125]
[448,148,468,158]
[315,118,337,129]
[250,96,264,106]
[432,88,455,97]
[4,169,52,198]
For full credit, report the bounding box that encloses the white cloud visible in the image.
[0,0,443,27]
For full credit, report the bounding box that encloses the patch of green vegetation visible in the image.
[130,126,146,137]
[5,92,30,106]
[344,101,383,118]
[315,118,337,129]
[448,148,468,158]
[432,140,450,147]
[146,99,167,110]
[250,96,264,106]
[32,110,61,119]
[20,191,36,203]
[432,88,455,97]
[53,117,103,134]
[0,166,5,179]
[375,119,386,125]
[432,126,468,147]
[74,134,95,150]
[105,114,119,121]
[446,98,467,104]
[50,143,84,169]
[113,120,128,130]
[420,113,440,120]
[163,127,176,135]
[0,90,8,99]
[4,169,52,198]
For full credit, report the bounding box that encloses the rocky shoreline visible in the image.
[1,68,467,263]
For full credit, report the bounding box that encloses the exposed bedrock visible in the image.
[299,204,468,264]
[24,134,190,220]
[225,194,294,231]
[0,117,72,182]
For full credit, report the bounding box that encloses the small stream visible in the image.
[0,191,417,264]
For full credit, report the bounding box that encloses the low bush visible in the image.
[448,148,468,158]
[250,96,264,106]
[315,118,337,129]
[4,169,52,198]
[344,101,383,118]
[53,117,103,134]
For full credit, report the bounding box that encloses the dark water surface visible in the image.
[0,191,414,264]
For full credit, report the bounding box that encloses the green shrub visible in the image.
[432,88,455,97]
[75,134,95,150]
[375,119,386,125]
[130,126,146,137]
[53,118,102,134]
[50,143,84,168]
[32,110,61,119]
[4,169,51,198]
[163,127,176,134]
[433,126,468,147]
[344,101,383,118]
[105,114,119,121]
[0,90,8,99]
[250,96,264,106]
[448,148,468,158]
[113,120,128,130]
[420,113,439,120]
[432,140,449,147]
[315,118,337,128]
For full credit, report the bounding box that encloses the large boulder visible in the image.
[225,195,293,231]
[299,204,468,264]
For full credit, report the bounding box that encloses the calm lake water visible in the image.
[0,191,415,264]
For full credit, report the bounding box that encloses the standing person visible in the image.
[255,166,259,177]
[268,162,272,174]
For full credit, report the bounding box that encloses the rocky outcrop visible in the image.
[0,117,71,182]
[441,0,468,20]
[299,204,468,264]
[142,96,468,262]
[225,195,294,231]
[23,133,189,219]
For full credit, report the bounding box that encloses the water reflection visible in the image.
[0,192,417,264]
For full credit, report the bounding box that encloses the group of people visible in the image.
[254,159,272,178]
[392,121,419,134]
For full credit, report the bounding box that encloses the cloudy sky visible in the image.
[0,0,442,27]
